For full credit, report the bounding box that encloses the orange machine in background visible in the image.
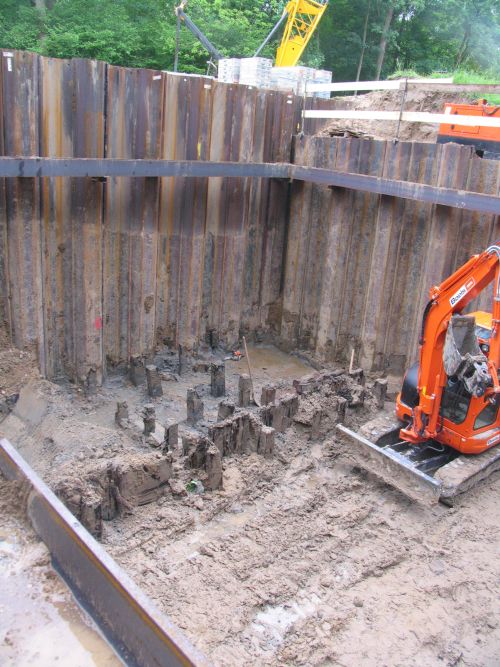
[438,100,500,158]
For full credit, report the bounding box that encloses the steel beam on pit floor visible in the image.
[0,437,210,667]
[0,157,498,215]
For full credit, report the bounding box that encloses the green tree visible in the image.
[0,0,498,78]
[0,0,43,51]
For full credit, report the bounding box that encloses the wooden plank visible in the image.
[303,109,500,127]
[39,56,106,386]
[305,79,500,93]
[103,65,163,365]
[306,80,402,93]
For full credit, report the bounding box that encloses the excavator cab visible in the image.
[471,310,493,354]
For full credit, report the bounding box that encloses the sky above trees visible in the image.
[1,0,499,79]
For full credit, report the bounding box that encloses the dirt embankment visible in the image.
[317,87,473,143]
[0,327,39,418]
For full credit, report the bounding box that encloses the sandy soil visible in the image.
[317,88,474,143]
[0,475,122,666]
[0,327,39,397]
[102,430,499,666]
[1,344,499,666]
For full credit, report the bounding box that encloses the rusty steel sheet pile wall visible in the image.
[1,51,499,384]
[282,135,500,373]
[39,57,106,387]
[0,51,301,384]
[0,52,44,369]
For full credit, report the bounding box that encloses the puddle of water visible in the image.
[0,518,122,667]
[231,345,312,382]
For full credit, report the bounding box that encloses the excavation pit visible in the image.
[1,343,499,666]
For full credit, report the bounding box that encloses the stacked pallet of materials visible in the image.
[238,57,272,87]
[217,58,241,84]
[312,69,333,98]
[270,66,332,97]
[270,66,301,93]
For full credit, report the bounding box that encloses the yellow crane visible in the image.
[255,0,329,67]
[175,0,329,71]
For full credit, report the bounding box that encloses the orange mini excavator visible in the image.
[338,243,500,504]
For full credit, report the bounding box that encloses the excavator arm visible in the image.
[404,244,500,443]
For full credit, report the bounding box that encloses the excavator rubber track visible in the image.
[336,414,500,505]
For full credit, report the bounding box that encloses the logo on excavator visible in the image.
[487,432,500,447]
[450,277,476,307]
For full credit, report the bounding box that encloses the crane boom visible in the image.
[175,2,223,62]
[275,0,329,67]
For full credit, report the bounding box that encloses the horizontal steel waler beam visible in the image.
[0,157,499,215]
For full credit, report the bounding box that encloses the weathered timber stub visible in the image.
[260,394,299,432]
[292,370,357,439]
[205,444,223,490]
[208,411,264,458]
[217,399,235,421]
[210,362,225,398]
[142,404,156,435]
[115,401,129,427]
[348,386,365,407]
[258,426,275,458]
[183,434,209,469]
[335,397,348,423]
[85,369,98,395]
[373,378,388,409]
[193,361,209,373]
[145,365,163,397]
[186,388,204,426]
[129,356,146,386]
[163,421,179,452]
[54,453,172,538]
[260,384,276,405]
[311,409,322,439]
[293,375,317,395]
[349,368,365,386]
[238,374,252,407]
[177,346,188,376]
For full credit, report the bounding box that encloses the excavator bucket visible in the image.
[335,421,442,505]
[443,315,490,396]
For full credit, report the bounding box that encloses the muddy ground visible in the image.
[0,344,499,666]
[0,475,121,666]
[317,88,474,143]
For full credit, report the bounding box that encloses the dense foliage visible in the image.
[0,0,499,79]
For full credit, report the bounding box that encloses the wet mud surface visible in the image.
[1,344,499,666]
[0,477,122,666]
